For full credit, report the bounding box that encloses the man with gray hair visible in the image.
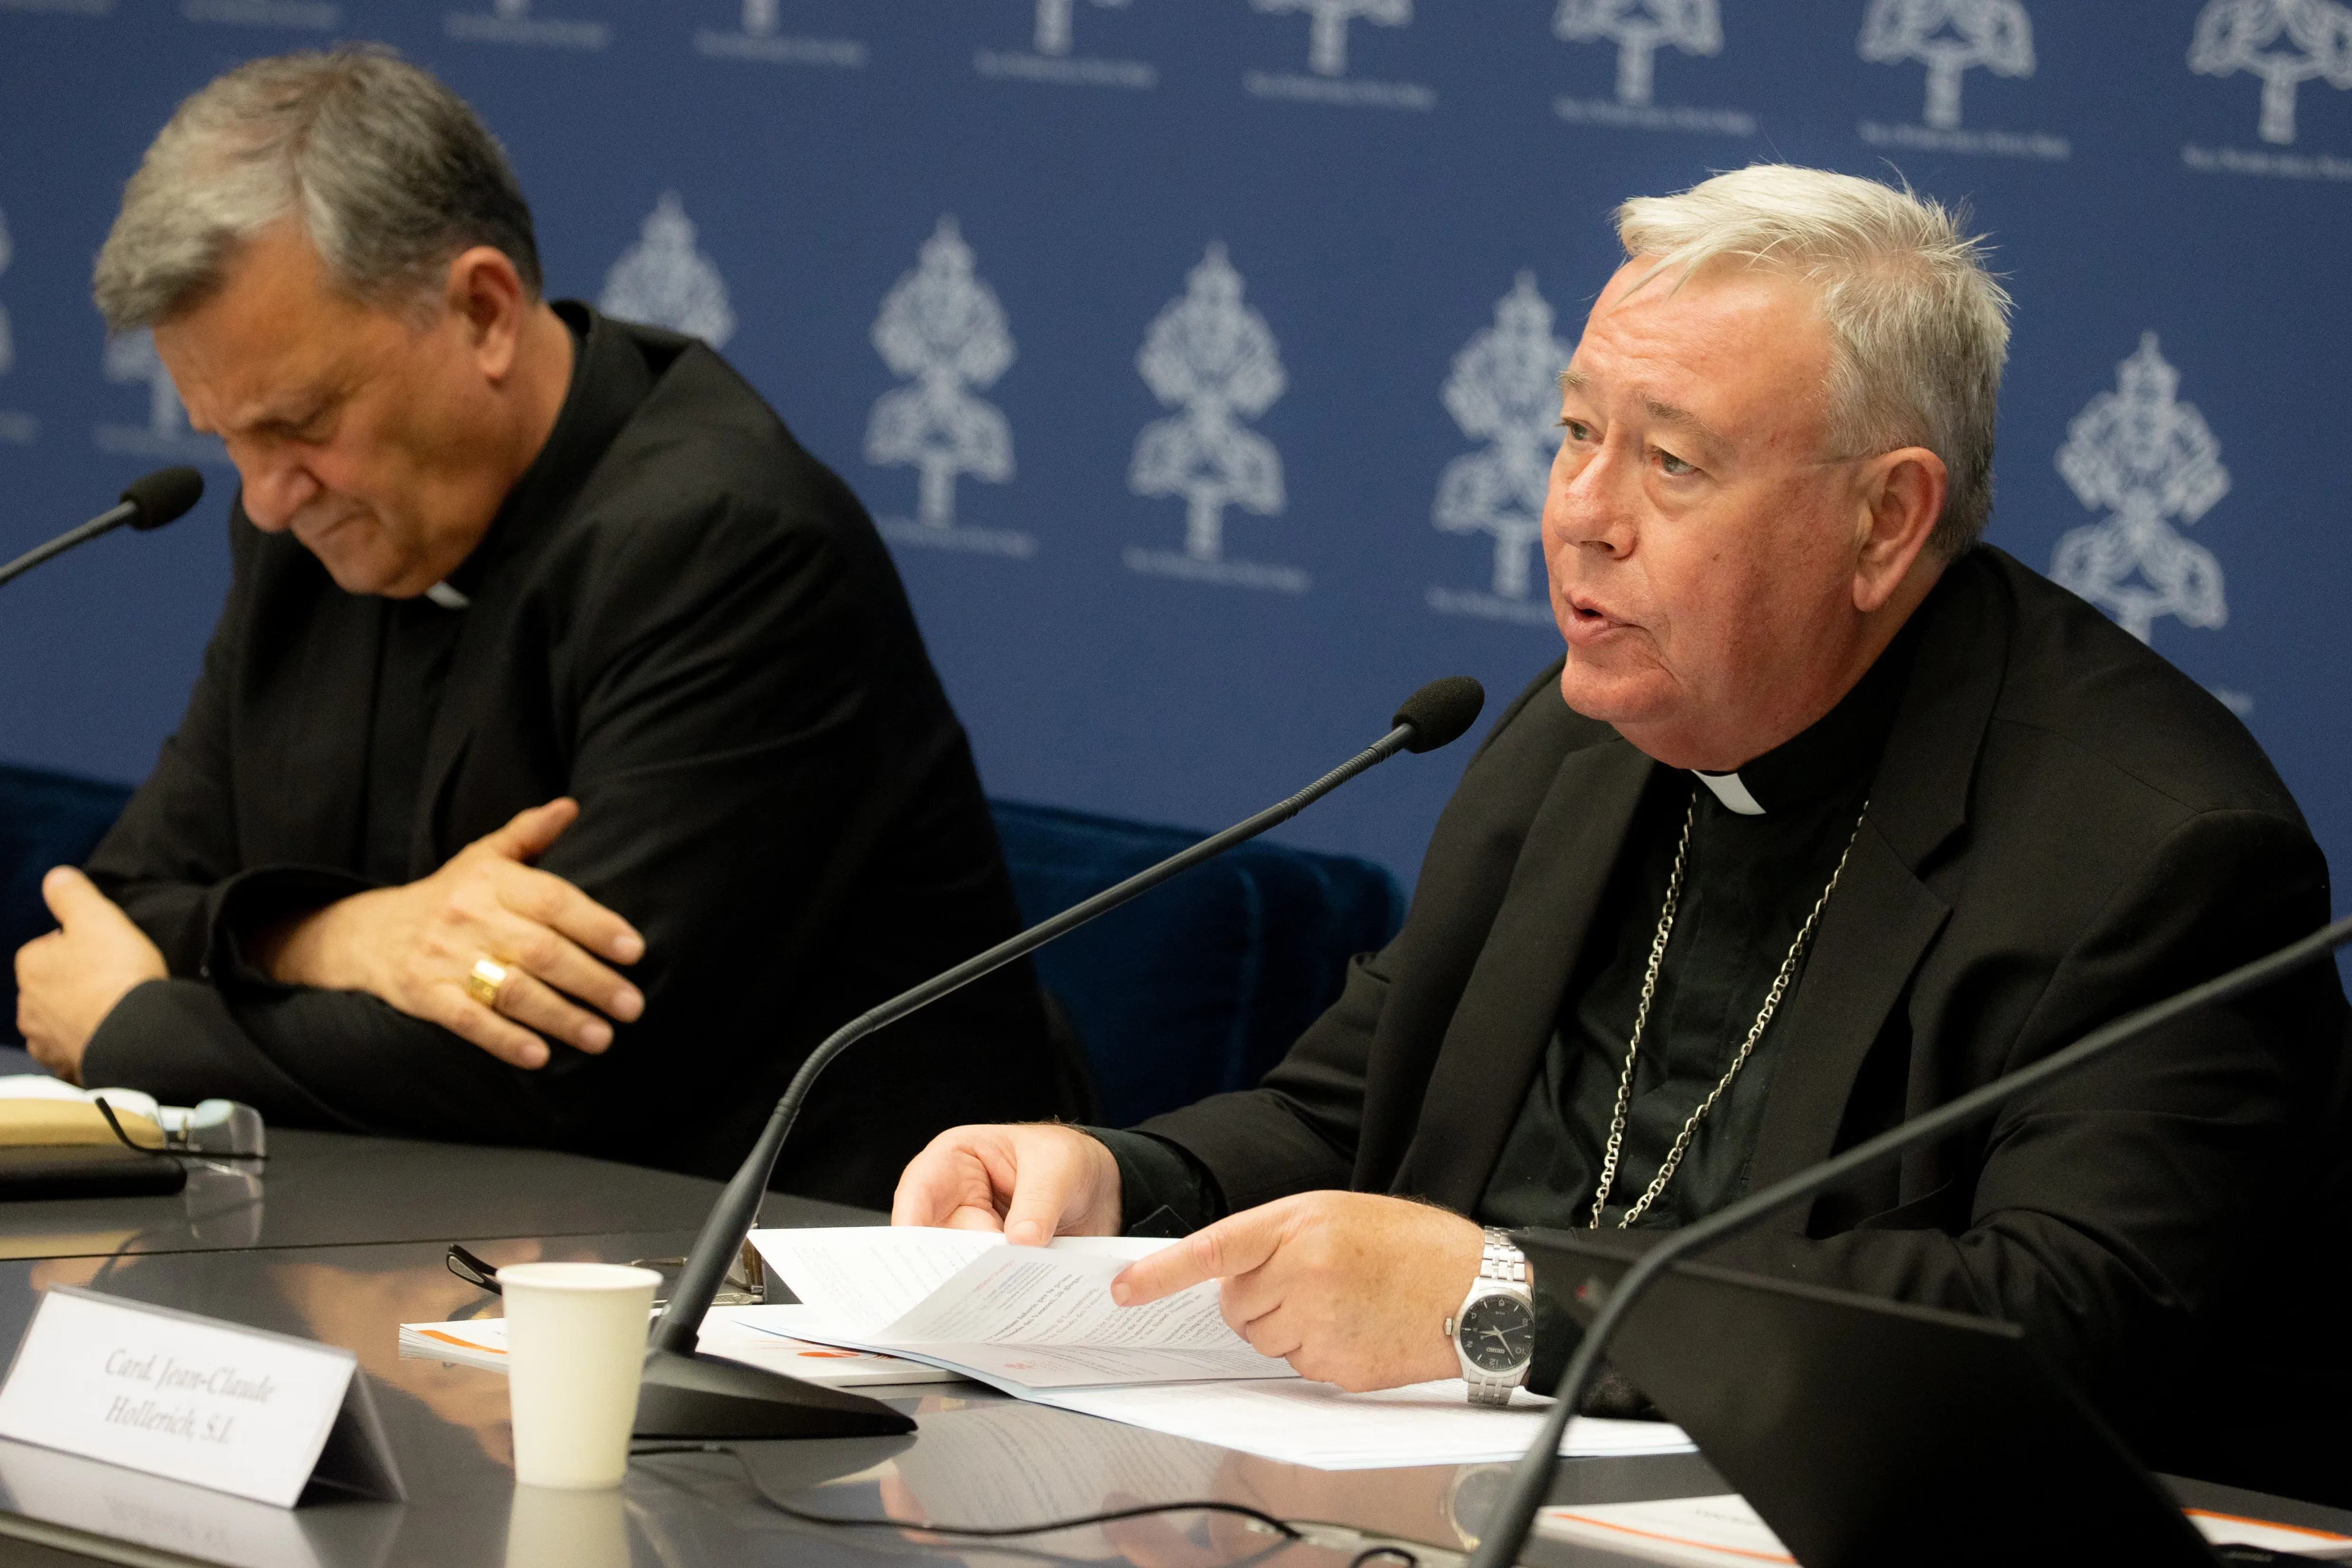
[894,165,2349,1495]
[11,49,1064,1206]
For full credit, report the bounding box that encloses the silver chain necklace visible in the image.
[1586,786,1869,1231]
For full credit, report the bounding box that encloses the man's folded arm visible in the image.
[84,503,891,1139]
[85,979,575,1142]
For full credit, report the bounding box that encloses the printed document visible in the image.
[396,1306,958,1387]
[750,1227,1697,1472]
[1034,1378,1696,1470]
[748,1226,1293,1391]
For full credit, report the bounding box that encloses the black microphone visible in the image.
[631,675,1487,1441]
[0,467,205,589]
[1464,910,2352,1568]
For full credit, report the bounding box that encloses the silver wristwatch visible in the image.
[1447,1228,1534,1406]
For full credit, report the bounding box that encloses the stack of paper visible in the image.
[746,1226,1294,1393]
[1033,1377,1696,1470]
[750,1226,1696,1470]
[1540,1495,1798,1566]
[397,1306,958,1387]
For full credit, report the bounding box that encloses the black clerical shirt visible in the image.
[1093,624,1922,1361]
[359,596,461,886]
[1478,625,1916,1239]
[353,316,586,888]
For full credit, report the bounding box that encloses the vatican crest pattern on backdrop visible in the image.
[2050,333,2231,647]
[1126,243,1299,594]
[0,0,2341,887]
[866,218,1030,559]
[1427,274,1570,627]
[599,192,737,350]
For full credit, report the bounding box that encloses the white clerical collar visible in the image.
[1692,770,1766,816]
[424,581,471,610]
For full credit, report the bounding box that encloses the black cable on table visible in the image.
[631,1441,1305,1543]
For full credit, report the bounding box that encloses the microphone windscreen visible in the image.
[120,466,205,532]
[1393,676,1485,753]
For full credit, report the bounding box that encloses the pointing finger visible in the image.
[1113,1207,1285,1306]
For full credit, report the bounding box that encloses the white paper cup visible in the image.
[498,1262,662,1490]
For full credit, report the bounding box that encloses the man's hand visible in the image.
[15,867,169,1084]
[1112,1191,1482,1392]
[257,798,644,1070]
[891,1123,1124,1244]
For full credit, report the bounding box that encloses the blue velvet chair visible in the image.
[988,800,1408,1128]
[0,764,136,1044]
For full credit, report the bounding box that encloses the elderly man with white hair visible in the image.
[895,165,2350,1496]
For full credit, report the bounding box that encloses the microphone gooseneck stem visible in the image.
[649,720,1424,1354]
[0,503,135,589]
[1464,909,2352,1568]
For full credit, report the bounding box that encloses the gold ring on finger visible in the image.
[464,957,511,1011]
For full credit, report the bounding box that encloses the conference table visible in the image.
[0,1126,2345,1568]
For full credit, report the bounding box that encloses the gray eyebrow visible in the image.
[1556,367,1730,455]
[1640,397,1726,450]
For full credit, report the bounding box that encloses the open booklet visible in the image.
[396,1305,959,1387]
[746,1226,1295,1394]
[749,1227,1696,1471]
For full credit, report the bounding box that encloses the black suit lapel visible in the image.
[1394,736,1654,1213]
[1744,551,2014,1217]
[1743,825,1949,1207]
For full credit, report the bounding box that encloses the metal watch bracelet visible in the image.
[1450,1227,1534,1406]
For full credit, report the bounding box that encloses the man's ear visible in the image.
[444,246,529,382]
[1852,446,1947,614]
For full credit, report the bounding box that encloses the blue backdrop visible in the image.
[1,1,2347,929]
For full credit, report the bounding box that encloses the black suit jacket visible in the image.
[1141,547,2350,1492]
[81,307,1058,1207]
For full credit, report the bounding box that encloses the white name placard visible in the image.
[0,1287,403,1509]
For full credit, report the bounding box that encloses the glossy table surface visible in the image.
[0,1127,2345,1568]
[0,1126,869,1263]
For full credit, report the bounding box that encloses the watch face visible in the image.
[1458,1292,1534,1373]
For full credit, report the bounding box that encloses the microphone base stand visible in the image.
[629,722,1421,1441]
[633,1345,914,1440]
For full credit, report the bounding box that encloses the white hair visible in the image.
[1614,164,2012,558]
